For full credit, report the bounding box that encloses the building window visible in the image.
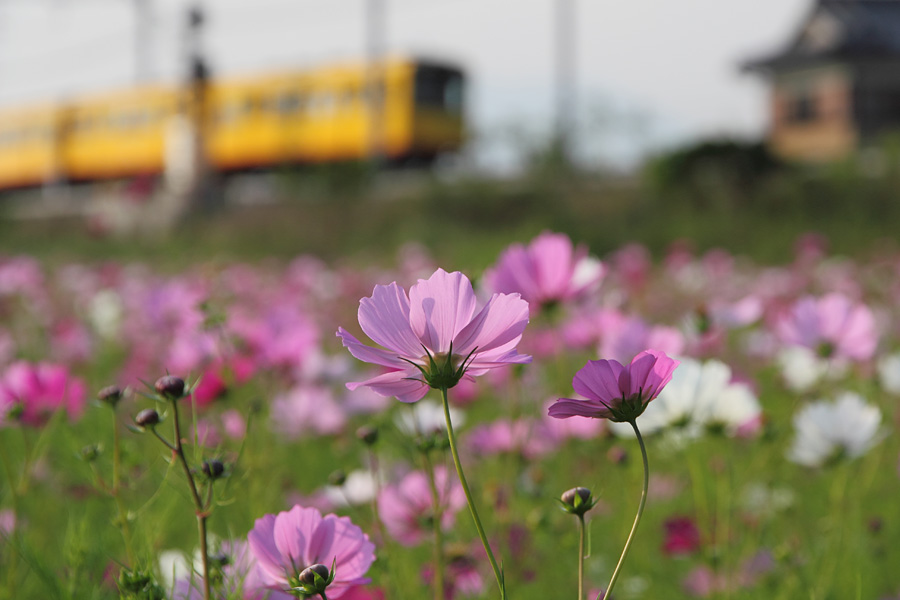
[787,90,817,124]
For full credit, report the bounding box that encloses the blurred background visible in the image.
[2,0,900,267]
[0,0,810,169]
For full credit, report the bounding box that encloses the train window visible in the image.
[0,129,17,145]
[216,101,242,123]
[414,66,464,113]
[259,95,278,113]
[277,92,303,115]
[363,81,385,104]
[443,74,463,113]
[309,92,335,114]
[73,116,91,133]
[111,110,147,129]
[339,87,358,107]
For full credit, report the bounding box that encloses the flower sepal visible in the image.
[558,486,599,516]
[289,560,335,598]
[404,343,476,391]
[608,391,649,423]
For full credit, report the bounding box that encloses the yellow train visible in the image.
[0,56,465,191]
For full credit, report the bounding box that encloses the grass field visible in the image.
[0,164,899,600]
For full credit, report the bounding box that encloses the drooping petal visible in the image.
[453,292,530,356]
[347,370,429,403]
[357,283,423,358]
[548,398,612,419]
[408,269,477,353]
[337,328,413,369]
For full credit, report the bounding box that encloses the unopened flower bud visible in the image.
[202,459,226,480]
[328,469,347,486]
[560,486,596,516]
[356,425,378,446]
[154,375,186,401]
[134,408,160,428]
[297,563,332,594]
[97,385,124,408]
[300,563,330,585]
[80,444,101,462]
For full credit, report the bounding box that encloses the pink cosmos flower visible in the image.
[548,350,680,423]
[337,269,530,402]
[377,466,465,547]
[466,419,556,459]
[775,293,877,361]
[270,384,347,438]
[247,505,375,599]
[0,361,87,427]
[482,231,604,313]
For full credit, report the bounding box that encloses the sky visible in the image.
[0,0,813,170]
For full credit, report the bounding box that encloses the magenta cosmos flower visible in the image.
[247,505,375,599]
[483,231,604,313]
[0,361,87,427]
[337,268,530,402]
[775,293,877,361]
[548,350,680,423]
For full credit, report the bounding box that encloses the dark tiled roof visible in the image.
[745,0,900,71]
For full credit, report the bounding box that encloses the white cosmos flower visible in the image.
[877,352,900,395]
[395,399,464,437]
[610,357,761,439]
[787,392,883,468]
[322,469,380,507]
[776,346,847,393]
[88,289,124,339]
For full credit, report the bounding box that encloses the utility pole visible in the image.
[162,3,213,225]
[133,0,152,84]
[554,0,576,165]
[365,0,385,164]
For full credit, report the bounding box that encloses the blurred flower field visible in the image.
[1,230,899,599]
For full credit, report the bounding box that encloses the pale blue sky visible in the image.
[0,0,811,169]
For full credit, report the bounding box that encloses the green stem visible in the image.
[110,407,135,565]
[577,514,586,600]
[170,401,211,600]
[0,432,20,599]
[422,451,446,600]
[439,386,506,600]
[815,463,850,599]
[599,420,649,600]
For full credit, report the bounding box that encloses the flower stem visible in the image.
[599,419,649,600]
[170,401,211,600]
[439,386,506,600]
[110,406,135,565]
[577,514,586,600]
[422,451,446,600]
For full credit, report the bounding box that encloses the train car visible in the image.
[63,84,180,182]
[0,56,465,192]
[0,102,63,190]
[206,57,464,169]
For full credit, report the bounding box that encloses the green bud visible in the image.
[559,486,597,516]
